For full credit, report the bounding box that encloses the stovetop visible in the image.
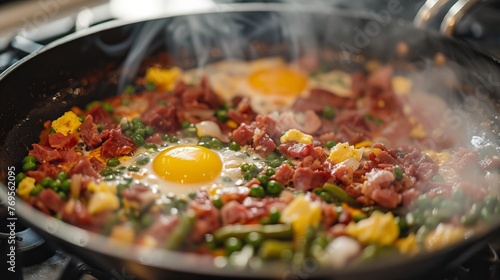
[1,1,500,279]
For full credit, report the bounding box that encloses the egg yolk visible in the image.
[153,145,222,184]
[248,67,307,96]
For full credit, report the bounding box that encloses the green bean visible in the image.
[258,240,294,260]
[213,224,293,242]
[164,213,195,250]
[322,183,359,206]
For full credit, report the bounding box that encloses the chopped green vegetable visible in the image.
[164,213,195,250]
[323,183,359,206]
[213,224,293,242]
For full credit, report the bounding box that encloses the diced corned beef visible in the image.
[89,157,105,172]
[29,144,62,163]
[121,185,151,202]
[140,215,179,244]
[79,115,102,147]
[188,199,221,242]
[70,157,99,178]
[376,151,398,166]
[273,164,294,185]
[231,124,254,145]
[402,149,439,181]
[344,183,363,198]
[227,97,257,125]
[26,163,61,182]
[146,133,163,144]
[401,189,420,207]
[252,129,276,157]
[351,71,366,99]
[292,88,353,112]
[362,169,400,208]
[48,132,78,150]
[449,148,481,181]
[36,189,65,213]
[87,105,116,129]
[61,199,91,227]
[322,203,338,229]
[59,150,79,164]
[277,110,322,135]
[332,165,354,186]
[279,142,312,159]
[141,105,179,133]
[255,115,281,140]
[221,201,250,225]
[200,76,222,109]
[481,156,500,170]
[293,167,331,191]
[218,186,250,204]
[334,111,372,144]
[100,129,137,159]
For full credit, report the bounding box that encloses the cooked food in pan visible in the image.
[15,56,500,268]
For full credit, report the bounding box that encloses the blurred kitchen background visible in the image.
[0,0,499,73]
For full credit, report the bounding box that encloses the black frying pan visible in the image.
[1,3,500,280]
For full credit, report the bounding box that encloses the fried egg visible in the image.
[120,140,256,196]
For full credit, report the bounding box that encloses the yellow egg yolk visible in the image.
[248,67,307,96]
[153,145,222,184]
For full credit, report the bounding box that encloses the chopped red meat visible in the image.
[272,164,294,185]
[141,105,179,133]
[48,132,78,150]
[292,167,331,191]
[26,163,61,182]
[87,105,116,129]
[36,189,65,213]
[227,97,257,125]
[220,201,250,225]
[361,169,400,208]
[252,129,276,157]
[79,115,102,147]
[100,129,137,159]
[29,144,62,163]
[231,124,254,145]
[70,157,99,178]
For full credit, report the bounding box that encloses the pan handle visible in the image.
[414,0,492,37]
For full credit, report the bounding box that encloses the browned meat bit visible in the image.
[70,157,99,179]
[29,144,63,163]
[228,97,257,125]
[87,105,116,129]
[79,115,102,147]
[293,167,332,192]
[361,169,400,209]
[100,129,137,159]
[141,105,179,133]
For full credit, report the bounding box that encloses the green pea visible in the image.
[22,161,37,171]
[55,171,68,182]
[268,159,282,168]
[116,183,130,195]
[140,214,154,228]
[144,126,155,136]
[228,141,240,151]
[128,165,140,172]
[215,108,228,122]
[183,126,197,137]
[15,172,26,183]
[212,196,223,209]
[30,185,43,196]
[393,167,403,181]
[106,158,120,167]
[424,215,440,229]
[120,122,130,131]
[257,174,269,186]
[49,180,60,191]
[132,117,143,126]
[268,209,281,224]
[480,207,494,222]
[417,194,432,209]
[135,128,146,137]
[249,185,265,198]
[240,163,250,172]
[431,196,444,208]
[266,180,283,196]
[124,130,134,137]
[101,102,113,114]
[181,121,191,129]
[100,168,114,176]
[243,172,254,181]
[135,154,150,166]
[483,195,497,213]
[144,143,158,150]
[22,155,37,164]
[132,133,145,146]
[40,177,53,188]
[265,152,280,162]
[161,134,170,141]
[324,141,336,149]
[322,106,335,120]
[58,191,67,200]
[265,168,275,177]
[209,138,223,150]
[59,179,71,192]
[245,232,263,248]
[248,164,259,174]
[225,237,243,255]
[460,203,481,226]
[169,135,180,143]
